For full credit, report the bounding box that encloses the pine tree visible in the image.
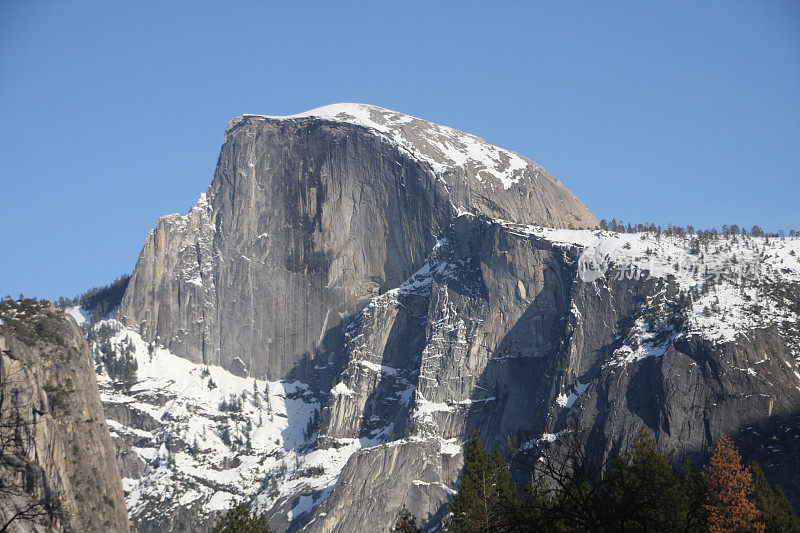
[516,477,553,529]
[703,435,764,533]
[677,458,708,532]
[393,504,421,533]
[601,428,684,530]
[445,430,518,532]
[750,463,800,532]
[212,500,273,532]
[490,448,519,528]
[252,381,261,407]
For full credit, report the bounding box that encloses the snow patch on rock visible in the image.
[252,103,533,190]
[93,321,361,526]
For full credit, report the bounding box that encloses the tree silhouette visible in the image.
[446,430,518,533]
[0,349,64,531]
[750,463,800,532]
[602,428,685,530]
[393,504,421,533]
[212,500,273,532]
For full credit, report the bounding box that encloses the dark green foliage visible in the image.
[94,327,137,389]
[219,424,231,446]
[596,219,795,239]
[294,465,325,478]
[212,500,273,532]
[678,459,709,532]
[43,379,71,414]
[751,463,800,532]
[445,430,518,533]
[0,297,66,346]
[219,394,243,412]
[303,409,319,441]
[57,274,130,322]
[444,428,794,532]
[515,477,552,528]
[601,428,705,531]
[107,340,137,389]
[394,504,421,533]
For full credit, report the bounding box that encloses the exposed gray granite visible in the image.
[113,105,799,531]
[0,307,128,532]
[119,105,597,382]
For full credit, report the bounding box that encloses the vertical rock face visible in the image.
[304,218,800,531]
[111,103,800,532]
[308,440,461,532]
[119,104,597,381]
[316,216,575,450]
[0,301,128,532]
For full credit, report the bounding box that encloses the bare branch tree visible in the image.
[510,428,617,531]
[0,344,65,532]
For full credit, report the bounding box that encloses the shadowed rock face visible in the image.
[119,104,597,381]
[301,217,800,532]
[114,104,800,532]
[307,440,461,533]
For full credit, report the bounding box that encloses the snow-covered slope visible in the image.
[307,215,800,530]
[122,103,597,388]
[65,305,91,326]
[95,219,800,531]
[245,103,532,190]
[504,222,800,347]
[93,321,366,529]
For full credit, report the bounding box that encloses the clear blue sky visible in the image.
[1,1,798,300]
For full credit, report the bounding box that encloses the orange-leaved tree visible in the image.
[703,434,763,533]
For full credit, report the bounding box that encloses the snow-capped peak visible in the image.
[241,103,533,190]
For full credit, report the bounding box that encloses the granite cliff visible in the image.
[119,104,597,381]
[102,104,799,531]
[0,299,128,532]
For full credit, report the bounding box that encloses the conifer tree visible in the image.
[677,458,708,532]
[703,435,764,533]
[750,463,800,532]
[516,477,553,529]
[602,428,683,530]
[393,505,421,533]
[490,448,519,528]
[212,500,273,532]
[445,430,517,532]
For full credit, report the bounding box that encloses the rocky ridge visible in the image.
[119,103,597,381]
[105,218,800,531]
[0,299,128,532]
[106,104,800,531]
